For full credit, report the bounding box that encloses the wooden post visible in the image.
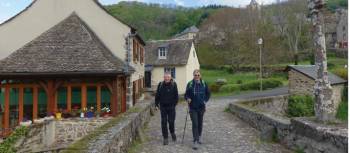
[110,79,118,116]
[54,91,58,113]
[81,83,87,109]
[33,87,38,120]
[4,85,9,130]
[122,77,127,112]
[18,87,24,123]
[46,80,54,114]
[67,85,72,112]
[96,85,101,113]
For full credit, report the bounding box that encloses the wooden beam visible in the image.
[4,85,9,130]
[18,87,24,123]
[103,81,113,93]
[96,85,101,113]
[122,77,127,112]
[33,87,38,120]
[81,83,87,109]
[67,85,72,112]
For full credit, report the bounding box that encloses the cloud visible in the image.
[174,0,185,6]
[1,2,12,7]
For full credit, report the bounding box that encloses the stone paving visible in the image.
[134,90,292,153]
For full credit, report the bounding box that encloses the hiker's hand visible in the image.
[187,99,192,104]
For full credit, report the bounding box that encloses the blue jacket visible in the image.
[184,79,211,110]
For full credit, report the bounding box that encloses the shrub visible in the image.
[209,83,222,93]
[236,80,243,84]
[333,68,348,80]
[287,95,314,117]
[219,84,240,93]
[327,62,335,69]
[240,79,283,91]
[0,126,29,153]
[336,87,348,121]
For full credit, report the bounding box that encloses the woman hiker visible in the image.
[155,72,179,145]
[185,69,211,150]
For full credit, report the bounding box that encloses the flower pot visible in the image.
[86,112,94,118]
[80,112,85,118]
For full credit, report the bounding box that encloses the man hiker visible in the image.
[155,72,179,145]
[185,69,211,150]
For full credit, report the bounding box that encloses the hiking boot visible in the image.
[192,141,198,150]
[163,138,169,145]
[198,136,202,144]
[171,133,177,142]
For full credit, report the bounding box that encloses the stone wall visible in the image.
[15,121,56,153]
[288,69,314,96]
[85,99,154,153]
[229,96,348,153]
[54,118,112,146]
[14,118,112,152]
[241,95,289,116]
[288,69,345,105]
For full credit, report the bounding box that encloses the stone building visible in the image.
[145,39,200,94]
[324,9,348,48]
[173,25,199,40]
[0,0,145,136]
[287,65,347,105]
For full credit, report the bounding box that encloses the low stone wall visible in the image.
[15,121,56,153]
[229,95,348,153]
[86,99,154,153]
[54,118,112,145]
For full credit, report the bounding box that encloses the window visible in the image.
[158,47,167,59]
[164,67,176,79]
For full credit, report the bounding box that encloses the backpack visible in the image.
[157,80,175,93]
[187,79,206,89]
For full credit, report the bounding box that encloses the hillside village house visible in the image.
[287,65,347,106]
[145,39,200,94]
[173,26,199,40]
[0,0,145,135]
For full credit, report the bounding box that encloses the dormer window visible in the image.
[158,47,167,59]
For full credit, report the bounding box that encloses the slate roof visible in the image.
[174,26,199,38]
[145,39,194,66]
[0,13,134,76]
[287,65,347,85]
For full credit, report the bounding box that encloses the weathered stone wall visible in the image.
[288,69,314,96]
[15,121,56,153]
[54,118,111,145]
[85,99,154,153]
[242,95,289,116]
[288,69,345,105]
[229,96,348,153]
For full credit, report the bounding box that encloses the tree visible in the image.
[308,0,335,122]
[275,0,312,65]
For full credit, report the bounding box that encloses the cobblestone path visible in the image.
[134,89,292,153]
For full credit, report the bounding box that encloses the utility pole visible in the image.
[258,38,263,91]
[308,0,335,122]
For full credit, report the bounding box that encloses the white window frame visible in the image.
[158,47,167,59]
[164,67,176,79]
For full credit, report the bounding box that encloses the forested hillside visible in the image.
[105,1,223,40]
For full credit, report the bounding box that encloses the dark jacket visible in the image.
[155,80,179,108]
[184,79,211,111]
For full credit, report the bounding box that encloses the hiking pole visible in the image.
[182,104,189,144]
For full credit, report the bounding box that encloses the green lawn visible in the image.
[201,69,288,96]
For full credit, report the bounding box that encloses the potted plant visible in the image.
[55,109,63,120]
[80,107,87,118]
[86,107,95,118]
[101,107,111,117]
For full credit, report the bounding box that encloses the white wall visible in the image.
[0,0,130,61]
[185,43,200,85]
[150,43,200,94]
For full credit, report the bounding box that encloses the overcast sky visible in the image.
[0,0,277,23]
